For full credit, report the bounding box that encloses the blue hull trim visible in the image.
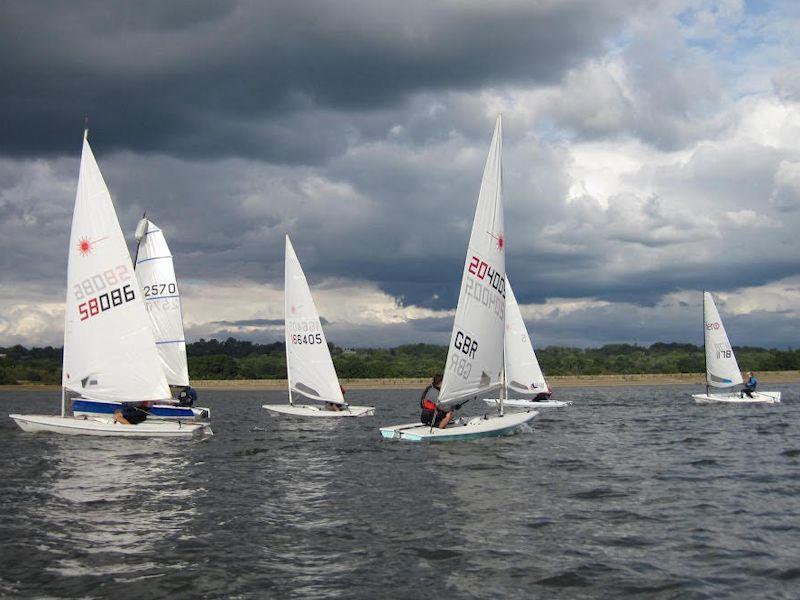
[72,399,208,420]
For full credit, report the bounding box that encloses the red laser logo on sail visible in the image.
[487,231,504,251]
[77,237,93,256]
[76,236,108,257]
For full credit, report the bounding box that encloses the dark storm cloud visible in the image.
[3,1,800,350]
[1,0,634,161]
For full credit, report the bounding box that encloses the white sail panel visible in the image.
[703,291,743,388]
[134,219,190,387]
[504,278,548,394]
[284,236,345,404]
[62,135,171,402]
[439,115,506,406]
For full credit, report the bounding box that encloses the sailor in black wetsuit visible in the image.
[177,386,198,407]
[420,374,453,429]
[114,402,151,425]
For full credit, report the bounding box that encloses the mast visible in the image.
[499,347,506,416]
[703,290,708,396]
[284,237,293,406]
[285,293,293,407]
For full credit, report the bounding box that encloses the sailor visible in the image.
[532,385,552,402]
[177,385,198,407]
[420,374,453,429]
[741,372,758,398]
[324,385,346,411]
[114,402,151,425]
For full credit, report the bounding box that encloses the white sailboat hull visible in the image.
[379,410,537,442]
[483,398,572,408]
[9,414,213,437]
[262,404,375,418]
[692,391,781,404]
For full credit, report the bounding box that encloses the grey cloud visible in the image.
[1,0,636,161]
[209,318,285,328]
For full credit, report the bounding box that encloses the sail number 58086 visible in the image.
[78,284,135,321]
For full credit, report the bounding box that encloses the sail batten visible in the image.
[439,115,506,406]
[62,137,170,401]
[284,236,345,404]
[702,291,743,388]
[134,219,190,387]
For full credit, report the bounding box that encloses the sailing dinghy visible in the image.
[72,217,211,421]
[262,236,375,418]
[691,291,780,404]
[9,132,211,438]
[380,115,537,441]
[484,278,571,409]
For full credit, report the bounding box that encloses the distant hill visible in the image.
[1,338,798,384]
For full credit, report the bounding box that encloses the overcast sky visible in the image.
[2,0,800,349]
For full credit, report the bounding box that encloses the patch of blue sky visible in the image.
[534,119,576,145]
[744,0,775,17]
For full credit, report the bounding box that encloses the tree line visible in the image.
[1,338,798,384]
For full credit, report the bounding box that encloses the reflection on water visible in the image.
[41,439,201,572]
[253,413,367,599]
[2,419,207,598]
[2,385,800,599]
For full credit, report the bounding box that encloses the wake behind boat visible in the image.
[379,116,536,441]
[691,291,781,405]
[262,236,375,418]
[8,131,212,438]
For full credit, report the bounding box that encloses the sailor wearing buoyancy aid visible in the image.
[420,374,453,429]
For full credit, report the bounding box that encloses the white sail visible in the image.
[61,134,171,402]
[134,218,190,387]
[439,115,506,406]
[504,278,548,394]
[703,291,743,388]
[284,235,345,404]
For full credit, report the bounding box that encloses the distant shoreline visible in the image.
[2,371,799,392]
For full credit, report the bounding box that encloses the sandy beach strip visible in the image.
[3,371,799,392]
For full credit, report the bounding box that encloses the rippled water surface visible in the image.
[2,385,800,599]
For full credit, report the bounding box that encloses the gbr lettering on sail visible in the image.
[450,253,506,380]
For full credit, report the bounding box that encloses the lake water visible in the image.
[2,385,799,599]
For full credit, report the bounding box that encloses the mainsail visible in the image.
[439,115,506,406]
[284,235,345,404]
[703,291,743,388]
[62,134,171,402]
[504,278,548,394]
[134,218,190,387]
